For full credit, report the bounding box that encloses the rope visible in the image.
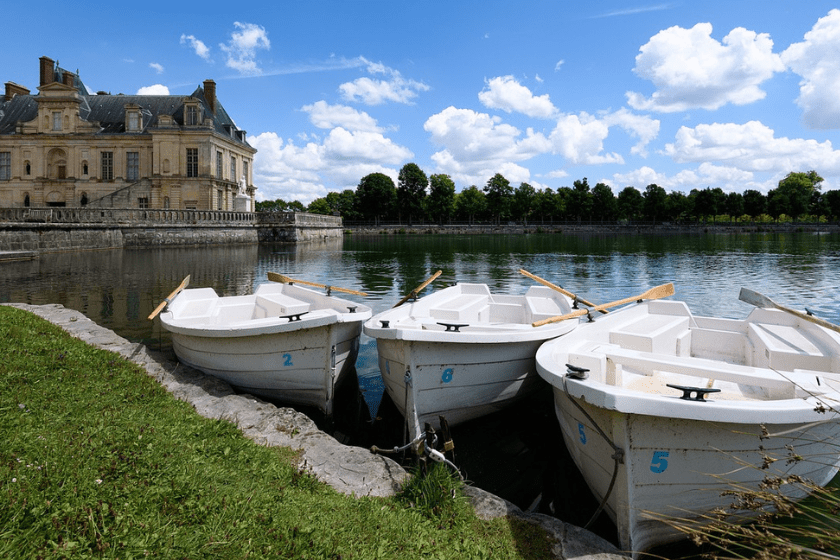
[562,374,624,529]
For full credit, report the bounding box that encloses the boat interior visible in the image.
[389,284,572,330]
[165,283,361,327]
[565,300,840,401]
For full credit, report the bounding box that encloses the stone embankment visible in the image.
[6,302,626,560]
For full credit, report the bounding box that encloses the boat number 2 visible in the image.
[282,353,293,367]
[650,451,669,473]
[441,368,454,383]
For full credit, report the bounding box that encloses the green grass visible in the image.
[0,305,554,559]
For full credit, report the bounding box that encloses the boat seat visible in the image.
[429,294,487,322]
[487,302,525,323]
[254,294,310,318]
[609,314,691,355]
[748,322,832,372]
[526,296,566,323]
[602,347,799,399]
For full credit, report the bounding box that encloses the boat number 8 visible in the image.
[441,368,454,383]
[650,451,669,473]
[283,353,293,367]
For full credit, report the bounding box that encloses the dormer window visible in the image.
[186,104,199,126]
[127,109,141,131]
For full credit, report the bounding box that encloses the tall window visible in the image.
[216,151,223,178]
[243,161,249,186]
[230,155,236,183]
[126,152,139,181]
[186,105,198,126]
[101,152,114,181]
[0,152,10,180]
[127,112,140,131]
[186,148,198,178]
[52,111,62,131]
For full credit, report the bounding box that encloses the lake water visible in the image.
[2,231,839,550]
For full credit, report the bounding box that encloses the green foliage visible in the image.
[484,173,513,224]
[455,185,487,224]
[397,463,470,526]
[357,172,397,225]
[426,174,456,224]
[0,306,555,559]
[397,163,428,225]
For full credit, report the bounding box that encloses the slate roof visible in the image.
[0,80,251,150]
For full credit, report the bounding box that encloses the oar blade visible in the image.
[739,287,775,309]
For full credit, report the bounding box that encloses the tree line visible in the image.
[256,165,840,225]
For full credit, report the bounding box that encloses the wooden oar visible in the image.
[519,269,607,314]
[393,270,442,308]
[739,287,840,335]
[148,275,190,320]
[532,282,675,327]
[267,272,367,296]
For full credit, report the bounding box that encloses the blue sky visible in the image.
[7,1,840,204]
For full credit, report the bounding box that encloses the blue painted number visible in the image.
[283,353,293,367]
[441,368,454,383]
[578,422,587,444]
[650,451,669,473]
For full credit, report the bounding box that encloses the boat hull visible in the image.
[171,320,362,414]
[376,337,545,433]
[552,388,840,555]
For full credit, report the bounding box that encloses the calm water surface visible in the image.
[2,232,839,551]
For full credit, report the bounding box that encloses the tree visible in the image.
[455,185,487,224]
[307,197,331,215]
[255,198,289,212]
[692,187,725,222]
[642,183,668,223]
[617,186,644,221]
[288,200,306,212]
[356,172,396,225]
[425,174,456,225]
[724,192,744,221]
[666,191,691,222]
[568,178,593,221]
[591,183,617,221]
[824,190,840,220]
[533,188,559,223]
[513,182,536,224]
[397,163,428,225]
[743,189,766,219]
[775,171,823,220]
[483,173,513,224]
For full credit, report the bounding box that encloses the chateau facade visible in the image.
[0,56,256,211]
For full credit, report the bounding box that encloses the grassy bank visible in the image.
[0,305,553,559]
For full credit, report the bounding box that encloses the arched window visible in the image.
[23,193,30,207]
[80,192,88,206]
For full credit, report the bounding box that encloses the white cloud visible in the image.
[424,106,550,186]
[338,58,429,105]
[550,113,621,165]
[180,34,211,61]
[149,62,164,74]
[136,84,169,95]
[220,22,270,76]
[602,108,661,157]
[611,163,765,194]
[627,22,784,112]
[782,9,840,129]
[554,60,565,71]
[301,101,382,133]
[663,120,840,174]
[478,76,557,119]
[249,126,412,203]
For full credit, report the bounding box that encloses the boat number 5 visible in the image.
[578,423,586,444]
[650,451,669,473]
[441,368,454,383]
[282,353,293,367]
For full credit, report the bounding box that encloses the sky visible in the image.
[7,1,840,204]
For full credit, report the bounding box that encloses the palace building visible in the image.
[0,56,256,211]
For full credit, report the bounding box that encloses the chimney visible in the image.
[63,71,75,87]
[39,56,55,86]
[5,82,30,102]
[203,79,216,115]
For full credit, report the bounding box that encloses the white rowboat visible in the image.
[364,283,580,439]
[159,281,371,416]
[536,298,840,557]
